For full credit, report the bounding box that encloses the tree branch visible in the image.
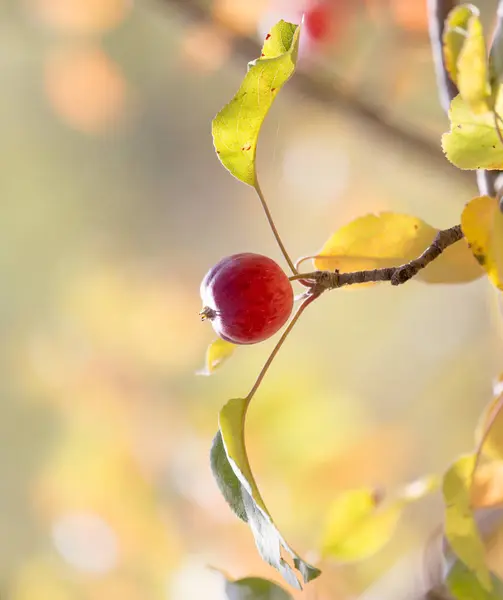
[427,0,458,114]
[290,225,463,291]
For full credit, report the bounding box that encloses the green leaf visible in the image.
[197,338,236,376]
[442,454,492,592]
[447,560,503,600]
[442,94,503,169]
[225,576,293,600]
[443,4,490,114]
[210,431,248,522]
[311,213,482,284]
[213,398,321,589]
[212,21,301,186]
[461,195,503,290]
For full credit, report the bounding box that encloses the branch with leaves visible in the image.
[198,4,503,599]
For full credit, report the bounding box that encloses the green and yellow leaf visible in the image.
[212,21,301,186]
[442,454,492,592]
[461,195,503,289]
[442,94,503,169]
[211,398,321,589]
[197,338,235,376]
[312,213,482,284]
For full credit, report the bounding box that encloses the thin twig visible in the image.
[289,225,463,290]
[245,291,319,401]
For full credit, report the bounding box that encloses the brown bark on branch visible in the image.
[290,226,463,291]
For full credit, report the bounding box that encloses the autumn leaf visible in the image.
[311,213,482,284]
[225,576,293,600]
[211,398,321,589]
[442,94,503,169]
[443,4,479,85]
[212,20,301,186]
[442,454,492,592]
[197,338,235,376]
[461,195,503,289]
[443,4,490,114]
[321,488,401,561]
[321,476,438,562]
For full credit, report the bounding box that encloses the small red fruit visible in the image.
[200,253,294,345]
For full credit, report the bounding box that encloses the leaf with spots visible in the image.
[211,398,321,589]
[309,213,482,284]
[461,195,503,289]
[212,20,301,186]
[442,93,503,169]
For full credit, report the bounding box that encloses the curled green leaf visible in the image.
[211,398,320,589]
[212,20,301,186]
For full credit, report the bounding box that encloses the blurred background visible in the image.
[2,0,503,598]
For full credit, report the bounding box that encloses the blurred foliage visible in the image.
[0,0,502,599]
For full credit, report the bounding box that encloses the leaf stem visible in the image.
[473,393,503,483]
[289,225,464,289]
[246,292,320,402]
[254,179,297,275]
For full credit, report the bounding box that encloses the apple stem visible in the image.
[200,306,217,321]
[246,291,320,402]
[254,180,298,275]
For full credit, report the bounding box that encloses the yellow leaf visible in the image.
[461,195,503,290]
[313,213,482,285]
[443,4,479,86]
[444,5,491,114]
[442,454,492,592]
[321,488,401,562]
[197,338,235,376]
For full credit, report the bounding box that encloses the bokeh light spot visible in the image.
[52,512,119,574]
[44,45,128,135]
